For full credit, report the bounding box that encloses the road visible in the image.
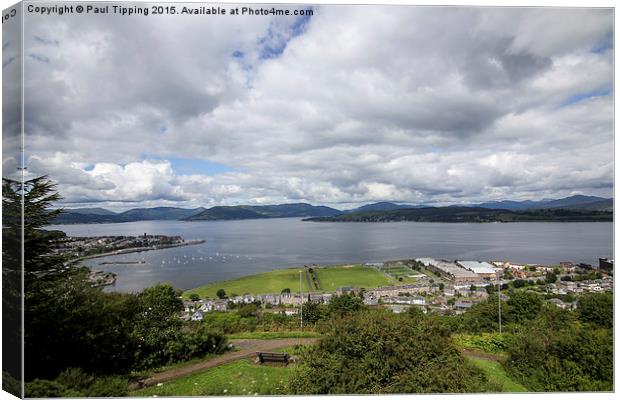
[130,337,319,390]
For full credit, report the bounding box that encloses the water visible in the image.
[49,218,614,293]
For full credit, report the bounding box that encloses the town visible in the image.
[181,257,614,321]
[50,233,205,261]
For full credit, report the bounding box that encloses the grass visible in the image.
[227,331,322,340]
[129,359,293,397]
[314,264,397,291]
[185,264,399,299]
[452,333,510,355]
[129,353,220,378]
[185,267,311,299]
[467,357,527,393]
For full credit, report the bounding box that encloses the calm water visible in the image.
[49,218,614,293]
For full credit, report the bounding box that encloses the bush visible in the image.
[577,292,613,328]
[238,303,260,318]
[503,307,612,391]
[452,333,510,354]
[327,294,364,317]
[25,379,68,398]
[2,371,21,397]
[288,309,489,394]
[84,376,128,397]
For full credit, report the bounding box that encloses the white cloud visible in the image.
[20,5,613,209]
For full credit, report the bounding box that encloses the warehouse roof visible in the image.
[458,261,496,275]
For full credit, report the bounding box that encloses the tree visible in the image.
[281,288,291,294]
[438,282,445,291]
[216,288,227,299]
[238,303,259,318]
[327,294,364,317]
[302,301,325,325]
[189,293,200,301]
[577,292,612,328]
[504,307,612,391]
[545,272,558,284]
[506,291,542,323]
[288,310,489,394]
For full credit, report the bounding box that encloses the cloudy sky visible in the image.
[6,4,614,210]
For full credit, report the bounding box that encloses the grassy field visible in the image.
[314,265,397,291]
[467,357,527,393]
[130,359,293,396]
[185,265,397,298]
[185,268,310,299]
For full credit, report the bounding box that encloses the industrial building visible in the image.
[416,258,482,283]
[457,261,497,279]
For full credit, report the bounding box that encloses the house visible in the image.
[191,310,204,321]
[336,287,361,295]
[183,301,197,313]
[453,300,476,314]
[387,304,410,314]
[547,298,577,310]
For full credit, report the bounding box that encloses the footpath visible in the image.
[130,337,318,390]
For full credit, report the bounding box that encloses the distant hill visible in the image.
[63,207,118,216]
[475,195,612,211]
[536,195,611,210]
[551,198,613,211]
[185,203,342,221]
[52,212,129,224]
[51,195,612,224]
[304,206,612,223]
[345,202,420,213]
[52,207,205,224]
[475,200,545,211]
[184,206,268,221]
[119,207,205,221]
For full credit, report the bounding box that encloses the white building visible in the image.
[457,261,497,278]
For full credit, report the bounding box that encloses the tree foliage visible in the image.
[577,292,613,328]
[327,293,364,317]
[503,306,612,391]
[17,177,226,387]
[288,309,489,394]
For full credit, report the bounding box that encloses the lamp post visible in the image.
[497,270,502,334]
[299,270,303,331]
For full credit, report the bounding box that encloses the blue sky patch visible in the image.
[258,12,313,60]
[141,154,237,176]
[561,87,612,107]
[591,33,613,54]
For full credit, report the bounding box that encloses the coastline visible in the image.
[74,239,206,262]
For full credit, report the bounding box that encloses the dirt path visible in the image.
[130,338,318,390]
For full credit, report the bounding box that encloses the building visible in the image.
[457,261,497,279]
[418,259,482,283]
[453,300,476,314]
[599,258,613,272]
[191,310,204,321]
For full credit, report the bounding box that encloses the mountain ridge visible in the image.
[51,195,613,224]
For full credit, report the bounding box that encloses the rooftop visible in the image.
[458,261,497,275]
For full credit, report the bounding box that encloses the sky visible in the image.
[3,3,614,210]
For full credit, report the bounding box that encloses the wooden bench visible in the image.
[256,352,290,365]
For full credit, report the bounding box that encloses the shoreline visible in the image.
[74,239,206,262]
